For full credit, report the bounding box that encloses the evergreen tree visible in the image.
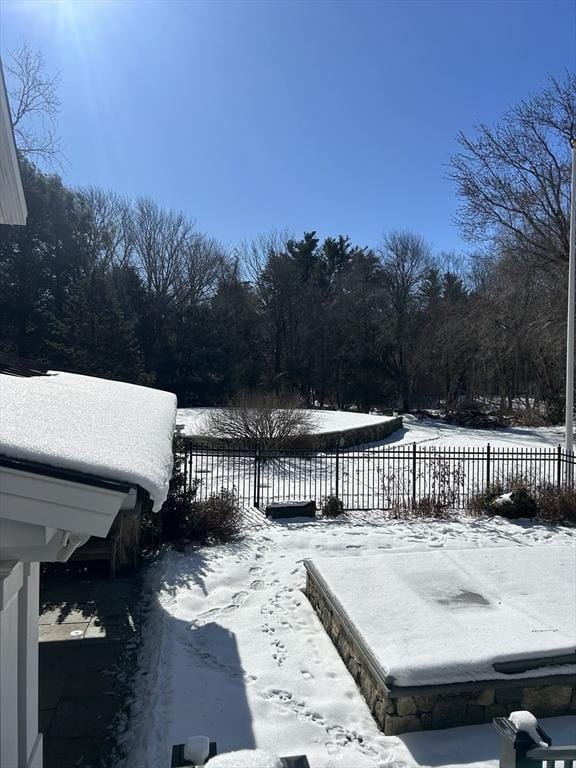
[50,268,143,382]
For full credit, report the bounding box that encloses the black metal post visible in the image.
[335,445,340,500]
[254,447,261,509]
[412,442,417,508]
[486,443,491,488]
[492,716,554,768]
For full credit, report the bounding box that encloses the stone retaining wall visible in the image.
[305,572,576,735]
[296,416,403,450]
[185,416,403,451]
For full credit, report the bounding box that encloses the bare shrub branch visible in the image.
[204,392,318,448]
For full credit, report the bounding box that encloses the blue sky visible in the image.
[1,0,575,254]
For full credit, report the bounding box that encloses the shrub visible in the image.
[543,395,564,424]
[321,495,344,518]
[444,402,506,429]
[470,480,538,520]
[181,491,243,545]
[495,485,538,519]
[413,495,450,518]
[158,438,242,545]
[204,391,317,449]
[468,483,504,517]
[160,437,200,543]
[512,410,549,428]
[535,484,576,526]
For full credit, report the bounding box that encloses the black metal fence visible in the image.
[180,441,575,512]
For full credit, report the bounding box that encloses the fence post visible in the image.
[492,716,553,768]
[486,443,491,488]
[184,440,192,490]
[335,445,340,500]
[412,442,417,508]
[254,447,260,509]
[557,444,562,489]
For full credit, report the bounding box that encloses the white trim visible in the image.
[0,562,21,768]
[18,564,39,768]
[0,563,43,768]
[0,466,129,546]
[0,59,27,226]
[0,560,23,610]
[26,733,42,768]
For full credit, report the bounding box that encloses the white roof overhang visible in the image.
[0,461,131,562]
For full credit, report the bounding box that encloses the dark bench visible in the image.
[265,500,316,519]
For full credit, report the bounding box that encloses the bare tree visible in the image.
[180,232,226,305]
[78,187,134,271]
[378,231,432,411]
[449,73,576,268]
[5,44,62,164]
[203,391,318,449]
[236,229,293,285]
[131,196,193,304]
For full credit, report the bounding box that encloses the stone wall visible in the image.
[305,573,576,735]
[295,416,403,450]
[185,416,403,451]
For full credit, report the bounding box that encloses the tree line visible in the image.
[1,54,574,421]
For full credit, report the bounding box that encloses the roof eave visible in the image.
[0,455,133,495]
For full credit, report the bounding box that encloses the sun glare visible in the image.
[50,0,110,38]
[9,0,116,42]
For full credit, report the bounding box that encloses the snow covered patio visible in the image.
[118,515,576,768]
[305,546,576,735]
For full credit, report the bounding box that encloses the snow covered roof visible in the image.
[0,371,177,510]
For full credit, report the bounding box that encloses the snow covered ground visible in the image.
[177,407,397,437]
[177,409,566,449]
[386,415,565,450]
[119,515,576,768]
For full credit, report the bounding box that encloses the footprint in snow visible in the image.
[191,591,249,627]
[185,640,258,686]
[232,591,249,606]
[264,689,385,761]
[271,639,287,665]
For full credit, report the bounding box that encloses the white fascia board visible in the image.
[0,465,128,540]
[0,61,27,226]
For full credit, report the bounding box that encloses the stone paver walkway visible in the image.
[39,567,139,768]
